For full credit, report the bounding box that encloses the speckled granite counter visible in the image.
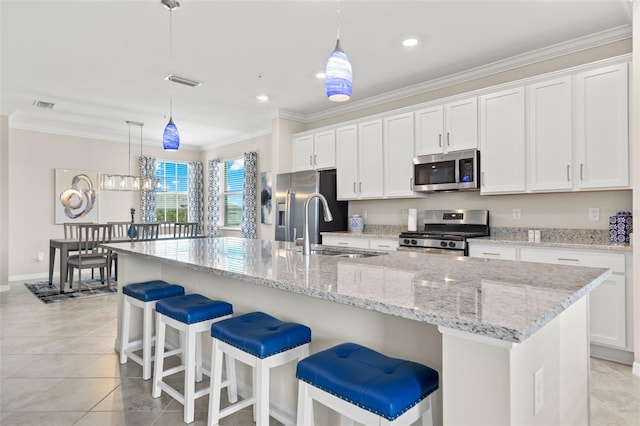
[472,236,631,252]
[105,237,610,343]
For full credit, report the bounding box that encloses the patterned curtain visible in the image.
[207,159,221,237]
[241,152,258,239]
[139,156,156,223]
[187,161,204,234]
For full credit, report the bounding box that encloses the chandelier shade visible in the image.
[325,39,352,102]
[162,117,180,151]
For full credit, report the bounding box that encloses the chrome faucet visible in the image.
[302,192,333,256]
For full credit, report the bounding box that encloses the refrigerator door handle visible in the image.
[285,189,294,241]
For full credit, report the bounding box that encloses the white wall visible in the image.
[0,115,9,289]
[7,128,200,280]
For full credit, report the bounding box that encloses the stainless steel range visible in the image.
[398,209,489,256]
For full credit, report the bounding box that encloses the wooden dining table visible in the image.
[48,234,205,294]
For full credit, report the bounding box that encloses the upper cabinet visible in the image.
[528,77,573,191]
[479,87,526,194]
[383,112,416,198]
[415,97,478,156]
[292,129,336,172]
[335,120,384,200]
[574,63,629,190]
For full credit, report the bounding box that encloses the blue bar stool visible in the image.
[152,294,235,424]
[208,311,311,426]
[296,342,439,426]
[119,280,185,380]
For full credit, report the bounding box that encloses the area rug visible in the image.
[24,280,117,304]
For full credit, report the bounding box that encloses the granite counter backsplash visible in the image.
[490,227,611,244]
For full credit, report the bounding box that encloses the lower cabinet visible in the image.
[322,235,398,251]
[468,242,631,352]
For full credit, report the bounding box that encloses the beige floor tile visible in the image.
[0,354,46,378]
[73,353,125,378]
[8,354,101,378]
[74,410,160,426]
[12,377,120,412]
[0,377,63,411]
[91,378,174,412]
[0,411,86,425]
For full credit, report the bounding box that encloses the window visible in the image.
[155,161,188,222]
[222,158,245,227]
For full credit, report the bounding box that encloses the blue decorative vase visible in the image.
[350,214,364,234]
[127,208,138,240]
[609,211,632,244]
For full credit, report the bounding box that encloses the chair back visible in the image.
[136,223,160,241]
[76,224,112,256]
[174,222,198,238]
[158,221,174,236]
[107,222,129,239]
[64,222,94,239]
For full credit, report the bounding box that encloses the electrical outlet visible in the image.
[512,208,521,220]
[588,208,600,221]
[362,210,368,219]
[534,367,544,415]
[36,252,44,262]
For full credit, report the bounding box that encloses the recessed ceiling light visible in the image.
[164,74,202,87]
[33,100,55,109]
[315,72,326,79]
[256,95,269,102]
[402,38,419,47]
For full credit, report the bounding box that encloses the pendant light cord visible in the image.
[127,122,132,175]
[336,0,341,40]
[168,6,174,119]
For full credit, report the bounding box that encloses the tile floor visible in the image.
[1,280,639,425]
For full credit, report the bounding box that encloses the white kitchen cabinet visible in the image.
[383,112,416,198]
[369,238,399,251]
[467,243,517,260]
[479,87,526,194]
[527,77,573,191]
[415,97,478,156]
[574,63,629,190]
[292,129,336,172]
[335,120,384,200]
[322,235,398,252]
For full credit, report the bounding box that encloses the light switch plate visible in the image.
[512,208,521,220]
[588,208,600,221]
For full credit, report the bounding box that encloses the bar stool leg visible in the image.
[226,353,238,403]
[255,360,269,426]
[297,381,314,426]
[152,317,166,399]
[142,302,154,380]
[184,325,197,423]
[196,332,203,383]
[208,339,224,426]
[119,297,132,365]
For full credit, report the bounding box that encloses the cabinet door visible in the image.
[589,274,626,348]
[322,235,369,249]
[292,135,315,172]
[313,129,336,170]
[528,77,573,191]
[445,97,478,152]
[415,105,444,156]
[383,113,415,198]
[358,119,384,199]
[370,238,399,251]
[574,63,629,190]
[336,125,359,199]
[479,87,526,194]
[468,243,517,260]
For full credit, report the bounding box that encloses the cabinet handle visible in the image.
[580,163,584,180]
[566,165,570,181]
[447,132,450,146]
[557,258,579,262]
[353,182,356,193]
[482,252,501,256]
[314,154,317,165]
[438,134,442,147]
[309,155,313,166]
[481,172,485,187]
[359,182,362,193]
[338,242,349,246]
[378,244,391,248]
[410,177,414,190]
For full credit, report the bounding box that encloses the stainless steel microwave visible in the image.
[413,149,480,192]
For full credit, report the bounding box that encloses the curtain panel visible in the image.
[207,159,221,237]
[187,161,204,234]
[241,152,258,239]
[138,156,156,223]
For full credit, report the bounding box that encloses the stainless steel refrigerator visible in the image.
[274,169,348,244]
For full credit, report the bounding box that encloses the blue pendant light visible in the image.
[162,0,180,151]
[325,0,352,102]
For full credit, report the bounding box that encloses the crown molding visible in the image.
[274,109,308,123]
[201,128,272,152]
[305,25,632,123]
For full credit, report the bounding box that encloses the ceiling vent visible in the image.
[165,74,202,87]
[33,100,55,109]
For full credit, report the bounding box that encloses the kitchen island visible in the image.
[106,237,611,425]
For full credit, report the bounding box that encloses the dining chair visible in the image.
[158,221,174,236]
[63,222,95,281]
[136,223,160,241]
[108,221,129,239]
[174,222,198,238]
[67,224,112,292]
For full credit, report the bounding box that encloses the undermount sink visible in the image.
[304,248,387,258]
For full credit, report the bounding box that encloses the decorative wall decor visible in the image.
[55,168,98,224]
[260,171,272,225]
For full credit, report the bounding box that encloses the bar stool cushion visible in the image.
[296,342,439,421]
[155,294,233,324]
[211,311,311,359]
[122,280,185,302]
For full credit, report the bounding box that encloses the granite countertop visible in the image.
[321,231,399,239]
[470,236,632,253]
[105,237,610,343]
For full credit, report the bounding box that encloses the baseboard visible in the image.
[590,343,634,365]
[0,284,9,292]
[633,361,640,378]
[9,272,49,282]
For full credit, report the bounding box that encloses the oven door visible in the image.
[397,246,465,256]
